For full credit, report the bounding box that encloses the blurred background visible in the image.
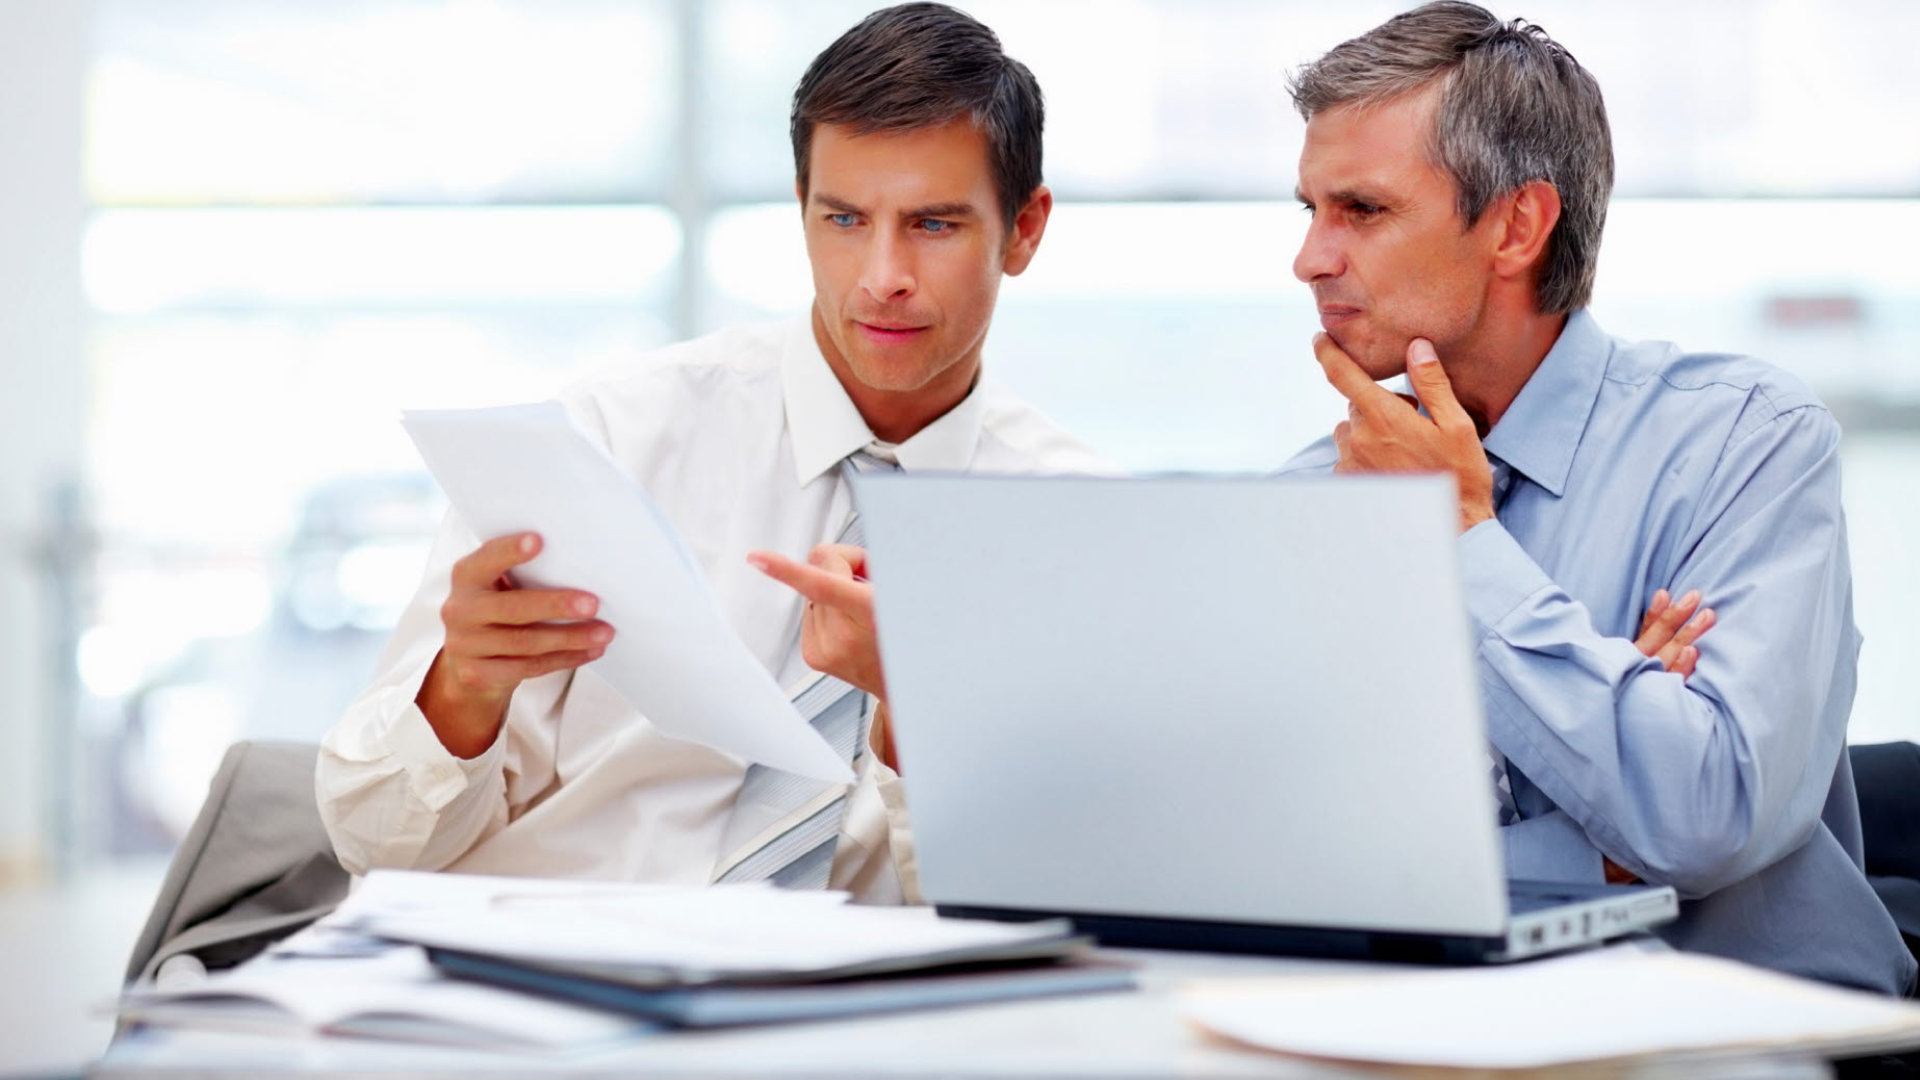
[1,1,1918,1065]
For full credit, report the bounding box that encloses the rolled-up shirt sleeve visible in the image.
[1462,406,1853,900]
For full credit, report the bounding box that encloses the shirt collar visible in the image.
[1479,309,1611,498]
[780,312,988,486]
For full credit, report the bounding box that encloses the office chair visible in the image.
[1850,741,1920,981]
[124,739,349,983]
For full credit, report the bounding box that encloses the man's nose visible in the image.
[1293,217,1343,284]
[859,229,917,303]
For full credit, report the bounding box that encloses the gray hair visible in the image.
[1288,2,1613,314]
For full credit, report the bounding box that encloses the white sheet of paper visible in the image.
[318,869,726,926]
[1181,945,1920,1069]
[353,871,1073,980]
[402,403,850,783]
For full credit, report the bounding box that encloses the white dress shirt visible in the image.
[316,315,1109,903]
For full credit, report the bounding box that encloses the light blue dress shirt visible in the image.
[1280,310,1916,995]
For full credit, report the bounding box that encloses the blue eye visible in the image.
[920,219,952,234]
[829,212,857,228]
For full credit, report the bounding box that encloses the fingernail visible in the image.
[1409,339,1438,366]
[520,534,536,554]
[592,626,612,644]
[746,553,770,572]
[573,596,594,616]
[1681,590,1700,607]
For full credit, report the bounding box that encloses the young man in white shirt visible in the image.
[316,2,1105,904]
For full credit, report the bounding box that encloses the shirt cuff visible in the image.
[1503,809,1606,884]
[365,684,504,813]
[1457,518,1556,639]
[874,760,923,906]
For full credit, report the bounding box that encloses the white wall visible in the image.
[0,0,89,880]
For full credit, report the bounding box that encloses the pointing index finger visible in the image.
[748,550,872,615]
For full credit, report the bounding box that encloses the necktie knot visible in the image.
[846,443,900,473]
[835,447,901,549]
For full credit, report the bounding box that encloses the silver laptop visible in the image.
[852,472,1676,963]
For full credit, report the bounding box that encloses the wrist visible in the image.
[417,652,509,759]
[1459,502,1496,535]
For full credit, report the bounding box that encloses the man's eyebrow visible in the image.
[901,201,977,219]
[1326,187,1389,206]
[810,193,866,215]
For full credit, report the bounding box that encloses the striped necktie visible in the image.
[712,447,899,888]
[1485,453,1521,827]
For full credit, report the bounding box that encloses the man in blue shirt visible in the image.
[1280,1,1914,995]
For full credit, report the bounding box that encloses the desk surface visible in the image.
[90,947,1837,1080]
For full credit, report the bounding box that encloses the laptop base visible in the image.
[936,904,1506,965]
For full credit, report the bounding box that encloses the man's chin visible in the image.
[1331,332,1408,382]
[1356,353,1408,381]
[844,348,942,395]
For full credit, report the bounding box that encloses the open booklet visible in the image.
[117,947,653,1053]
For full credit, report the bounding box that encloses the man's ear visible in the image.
[1000,185,1053,277]
[1492,180,1561,287]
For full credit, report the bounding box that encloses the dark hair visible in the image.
[791,3,1044,233]
[1289,2,1614,314]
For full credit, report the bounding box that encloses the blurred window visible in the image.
[73,0,1920,858]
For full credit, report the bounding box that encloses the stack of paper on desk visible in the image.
[342,870,1131,1027]
[1180,944,1920,1070]
[363,880,1091,985]
[124,871,1129,1043]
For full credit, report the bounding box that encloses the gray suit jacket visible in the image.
[125,740,349,982]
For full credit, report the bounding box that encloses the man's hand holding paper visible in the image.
[416,531,614,759]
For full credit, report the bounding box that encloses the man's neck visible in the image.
[811,306,981,445]
[1445,309,1569,436]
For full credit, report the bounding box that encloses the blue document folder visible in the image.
[428,947,1137,1028]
